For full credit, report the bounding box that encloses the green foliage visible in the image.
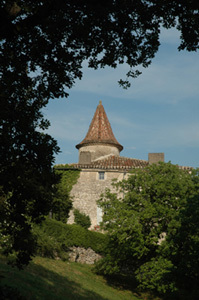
[52,168,80,222]
[34,218,108,257]
[97,163,199,296]
[0,85,59,269]
[1,1,199,91]
[33,224,64,260]
[165,193,199,291]
[54,166,81,192]
[1,0,199,269]
[74,208,91,229]
[135,257,175,294]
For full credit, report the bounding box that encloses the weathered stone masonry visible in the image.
[68,168,125,226]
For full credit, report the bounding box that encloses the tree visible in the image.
[52,168,80,222]
[164,191,199,293]
[1,1,199,267]
[0,131,59,267]
[136,186,199,297]
[1,1,199,89]
[51,181,72,223]
[96,163,199,295]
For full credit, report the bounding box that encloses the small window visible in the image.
[99,171,105,180]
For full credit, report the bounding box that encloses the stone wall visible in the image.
[78,144,120,163]
[68,247,102,264]
[68,169,126,228]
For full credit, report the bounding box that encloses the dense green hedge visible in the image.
[74,208,91,229]
[34,218,108,259]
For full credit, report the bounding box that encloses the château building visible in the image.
[65,101,165,228]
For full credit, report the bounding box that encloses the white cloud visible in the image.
[44,112,87,142]
[71,27,199,106]
[109,113,138,129]
[126,146,137,150]
[139,122,199,149]
[176,123,199,146]
[72,54,199,106]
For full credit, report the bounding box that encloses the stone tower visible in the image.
[65,101,171,228]
[76,100,123,164]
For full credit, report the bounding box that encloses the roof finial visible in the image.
[99,100,102,105]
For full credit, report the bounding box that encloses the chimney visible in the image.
[148,153,164,165]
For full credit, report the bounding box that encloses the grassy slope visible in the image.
[0,256,144,300]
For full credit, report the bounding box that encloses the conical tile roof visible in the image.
[76,101,123,151]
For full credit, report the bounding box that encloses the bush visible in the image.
[33,225,64,259]
[33,218,108,259]
[73,209,91,229]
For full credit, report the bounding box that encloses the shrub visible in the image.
[73,209,91,229]
[33,218,108,259]
[33,224,63,259]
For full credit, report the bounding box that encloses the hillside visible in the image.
[0,256,147,300]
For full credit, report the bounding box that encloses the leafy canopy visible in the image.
[1,1,199,267]
[97,163,199,295]
[1,1,199,91]
[52,167,80,222]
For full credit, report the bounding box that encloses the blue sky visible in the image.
[43,28,199,168]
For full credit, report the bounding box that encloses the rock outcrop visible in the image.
[68,247,102,264]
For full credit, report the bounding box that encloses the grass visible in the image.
[0,256,146,300]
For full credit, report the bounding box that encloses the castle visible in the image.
[64,101,165,228]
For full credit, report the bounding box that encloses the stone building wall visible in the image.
[68,169,126,228]
[78,144,120,163]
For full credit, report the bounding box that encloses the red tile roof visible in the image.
[71,155,149,170]
[76,101,123,151]
[55,158,193,171]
